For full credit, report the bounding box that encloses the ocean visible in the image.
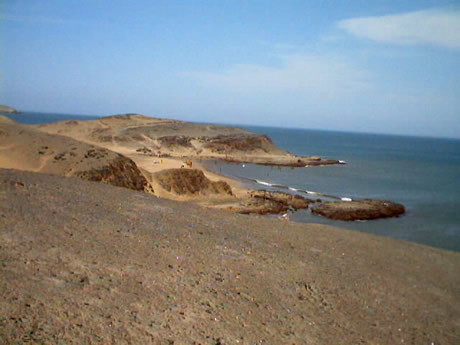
[3,112,460,252]
[209,125,460,252]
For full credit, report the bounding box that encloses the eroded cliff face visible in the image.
[75,155,151,192]
[153,168,232,196]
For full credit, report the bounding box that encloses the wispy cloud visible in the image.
[183,54,373,99]
[338,9,460,49]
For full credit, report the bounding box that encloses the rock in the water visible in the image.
[234,198,288,215]
[249,190,313,210]
[231,190,313,215]
[311,199,405,221]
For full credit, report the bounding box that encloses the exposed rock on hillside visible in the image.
[249,190,313,210]
[75,155,150,191]
[312,199,406,221]
[201,134,280,154]
[157,135,193,149]
[154,168,232,196]
[36,114,338,167]
[0,116,151,192]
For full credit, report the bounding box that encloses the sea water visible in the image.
[208,126,460,252]
[3,112,460,251]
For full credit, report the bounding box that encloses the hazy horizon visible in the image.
[2,1,460,139]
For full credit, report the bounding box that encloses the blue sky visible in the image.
[1,0,459,138]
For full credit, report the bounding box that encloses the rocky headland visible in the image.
[0,104,19,113]
[1,113,406,220]
[36,114,341,167]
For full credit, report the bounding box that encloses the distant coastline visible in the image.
[0,104,20,114]
[2,111,459,251]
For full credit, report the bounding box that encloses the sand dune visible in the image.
[0,116,150,191]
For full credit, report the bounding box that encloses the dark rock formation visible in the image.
[311,200,406,221]
[136,147,153,155]
[232,190,313,215]
[76,155,151,192]
[249,190,313,210]
[233,198,288,215]
[157,135,193,148]
[154,168,232,196]
[254,158,341,167]
[203,134,277,154]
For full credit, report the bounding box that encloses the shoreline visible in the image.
[2,113,447,248]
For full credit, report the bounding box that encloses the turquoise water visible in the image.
[3,112,460,251]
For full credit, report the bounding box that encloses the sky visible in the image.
[1,0,459,138]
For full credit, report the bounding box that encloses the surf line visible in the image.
[248,178,352,202]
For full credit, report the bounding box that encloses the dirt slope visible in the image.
[1,169,459,345]
[0,116,149,191]
[36,114,338,166]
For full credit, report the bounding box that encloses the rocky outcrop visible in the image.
[311,200,406,221]
[75,155,150,192]
[154,168,232,196]
[249,190,313,210]
[157,135,193,149]
[202,134,280,154]
[233,198,289,215]
[232,190,313,215]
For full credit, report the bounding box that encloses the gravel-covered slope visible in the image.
[1,169,459,345]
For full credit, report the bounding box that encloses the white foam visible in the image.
[256,180,273,187]
[341,197,352,201]
[306,190,319,195]
[289,187,299,192]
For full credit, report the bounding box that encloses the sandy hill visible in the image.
[1,169,459,344]
[0,105,19,113]
[36,114,328,165]
[0,116,149,191]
